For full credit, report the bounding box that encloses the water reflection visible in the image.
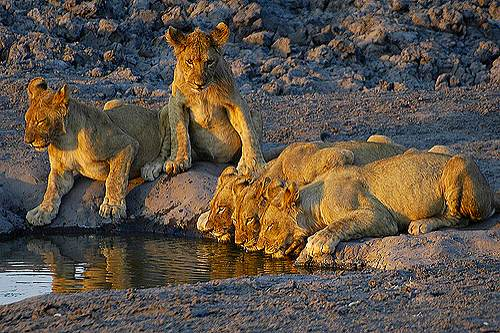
[0,235,297,303]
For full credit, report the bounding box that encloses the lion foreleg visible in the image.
[26,167,74,226]
[141,105,171,181]
[165,94,191,176]
[100,142,138,219]
[295,208,398,266]
[226,97,265,175]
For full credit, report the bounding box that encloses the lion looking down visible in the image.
[256,152,497,266]
[141,22,266,181]
[24,77,167,226]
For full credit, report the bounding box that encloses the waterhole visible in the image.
[0,234,298,305]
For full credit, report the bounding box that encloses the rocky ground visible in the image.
[0,0,499,96]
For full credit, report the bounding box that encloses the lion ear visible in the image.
[165,26,186,49]
[256,176,272,199]
[27,77,48,100]
[264,178,285,202]
[231,176,250,198]
[282,182,299,209]
[210,22,229,47]
[52,84,70,106]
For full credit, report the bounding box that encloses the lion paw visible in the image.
[164,158,191,176]
[141,160,164,181]
[26,205,55,226]
[295,229,339,265]
[236,157,265,176]
[408,220,433,235]
[99,198,127,219]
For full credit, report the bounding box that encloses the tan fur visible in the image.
[257,152,495,266]
[142,22,265,180]
[24,77,166,226]
[198,138,405,243]
[233,140,407,250]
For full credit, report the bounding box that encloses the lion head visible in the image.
[24,77,69,152]
[199,166,240,241]
[165,22,232,95]
[233,177,282,251]
[257,180,305,258]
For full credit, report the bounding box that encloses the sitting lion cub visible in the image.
[257,152,497,265]
[197,135,406,242]
[141,22,265,181]
[24,78,167,225]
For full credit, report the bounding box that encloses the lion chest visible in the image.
[56,149,110,182]
[185,101,241,162]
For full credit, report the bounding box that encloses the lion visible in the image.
[256,152,497,266]
[197,136,406,242]
[141,22,266,181]
[24,77,167,226]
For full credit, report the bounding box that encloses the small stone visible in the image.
[98,19,118,35]
[271,37,291,58]
[243,31,272,47]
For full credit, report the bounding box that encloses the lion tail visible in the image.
[441,155,495,221]
[103,99,124,111]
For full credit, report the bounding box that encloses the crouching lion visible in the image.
[256,152,497,266]
[24,78,168,225]
[142,22,266,181]
[197,135,406,242]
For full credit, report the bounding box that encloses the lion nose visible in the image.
[24,132,34,144]
[194,79,205,88]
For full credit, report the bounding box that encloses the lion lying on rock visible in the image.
[142,22,266,180]
[256,152,497,266]
[197,135,406,242]
[24,78,167,225]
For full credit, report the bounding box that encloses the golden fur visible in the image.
[257,152,496,265]
[24,77,166,225]
[197,137,406,243]
[142,22,265,181]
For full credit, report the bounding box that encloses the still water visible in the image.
[0,234,298,305]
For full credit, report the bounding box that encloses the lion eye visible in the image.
[186,59,193,66]
[36,119,47,126]
[217,207,226,214]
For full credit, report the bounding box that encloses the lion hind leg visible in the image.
[441,155,494,221]
[295,208,398,267]
[408,216,466,235]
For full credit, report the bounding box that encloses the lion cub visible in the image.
[257,152,497,265]
[24,78,166,225]
[142,22,265,181]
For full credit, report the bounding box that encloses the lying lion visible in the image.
[256,152,497,266]
[197,135,406,242]
[142,22,266,180]
[24,78,167,225]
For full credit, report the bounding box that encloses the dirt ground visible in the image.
[0,260,498,332]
